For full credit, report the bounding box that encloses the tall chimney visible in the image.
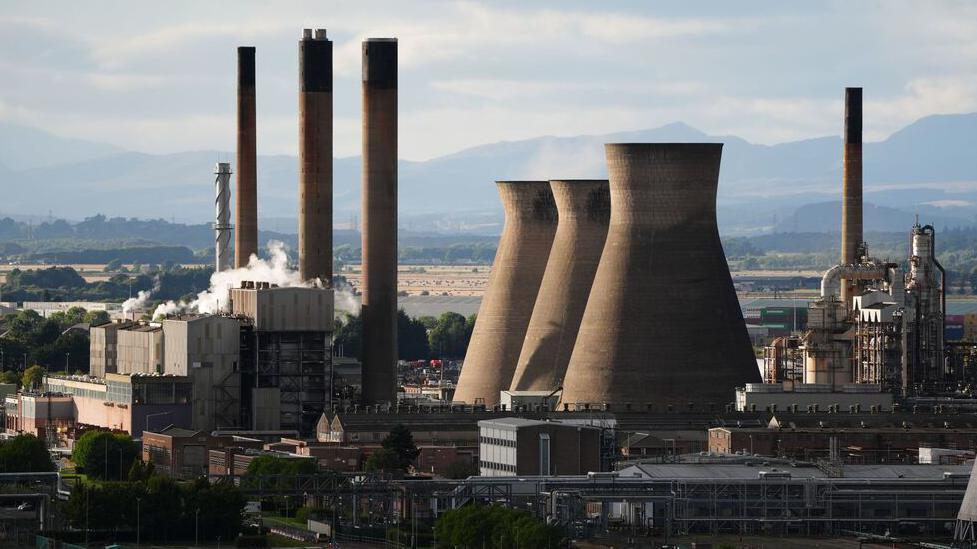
[214,162,233,272]
[454,181,558,406]
[235,46,258,268]
[509,180,609,393]
[298,28,333,284]
[559,144,759,409]
[840,87,863,304]
[360,38,398,405]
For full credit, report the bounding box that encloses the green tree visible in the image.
[398,309,430,360]
[334,313,362,359]
[21,365,45,390]
[104,258,124,272]
[72,430,139,480]
[381,424,420,471]
[435,504,563,549]
[364,447,402,473]
[0,434,54,472]
[428,312,474,358]
[83,309,111,326]
[0,370,19,387]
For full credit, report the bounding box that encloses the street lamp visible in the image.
[136,496,142,548]
[195,507,200,547]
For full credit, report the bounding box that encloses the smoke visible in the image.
[121,290,152,315]
[334,288,361,315]
[151,241,313,319]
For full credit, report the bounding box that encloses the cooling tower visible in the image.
[360,38,398,405]
[298,29,333,285]
[509,179,610,393]
[454,181,558,406]
[235,46,257,268]
[955,461,977,542]
[559,144,760,409]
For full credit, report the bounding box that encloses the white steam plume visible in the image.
[152,241,313,319]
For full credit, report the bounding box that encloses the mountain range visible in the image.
[1,113,974,235]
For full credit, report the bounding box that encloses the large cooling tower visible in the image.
[509,179,609,393]
[560,144,760,408]
[298,29,333,284]
[454,181,558,406]
[360,38,398,405]
[955,461,977,542]
[235,46,257,268]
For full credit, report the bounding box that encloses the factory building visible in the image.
[477,417,601,477]
[760,88,950,400]
[89,320,132,378]
[231,283,334,434]
[116,323,164,374]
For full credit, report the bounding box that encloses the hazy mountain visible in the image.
[0,113,974,235]
[0,121,122,171]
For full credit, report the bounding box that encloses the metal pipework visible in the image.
[360,38,398,405]
[235,46,258,268]
[509,179,609,393]
[214,162,233,272]
[560,144,760,409]
[298,28,333,285]
[840,87,863,304]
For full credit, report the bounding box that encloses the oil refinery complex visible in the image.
[4,28,977,547]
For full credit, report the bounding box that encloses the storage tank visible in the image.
[559,144,760,409]
[509,179,609,393]
[454,181,558,406]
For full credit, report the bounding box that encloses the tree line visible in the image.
[334,310,477,361]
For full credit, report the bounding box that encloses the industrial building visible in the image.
[760,88,953,403]
[477,417,601,477]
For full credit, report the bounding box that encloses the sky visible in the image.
[0,1,975,161]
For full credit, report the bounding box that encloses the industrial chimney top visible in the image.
[302,28,328,40]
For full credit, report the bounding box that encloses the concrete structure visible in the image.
[89,320,132,378]
[841,87,863,305]
[360,37,399,405]
[235,46,258,268]
[455,181,557,406]
[735,382,893,412]
[477,417,601,476]
[560,144,759,408]
[116,323,163,374]
[298,28,333,284]
[162,315,242,430]
[231,283,334,434]
[499,390,559,412]
[956,460,977,542]
[510,180,609,393]
[214,162,233,272]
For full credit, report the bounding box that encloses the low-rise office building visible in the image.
[478,417,601,477]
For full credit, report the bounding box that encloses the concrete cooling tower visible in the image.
[559,144,760,409]
[509,179,610,393]
[454,181,558,406]
[955,461,977,542]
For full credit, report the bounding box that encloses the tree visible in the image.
[83,309,111,326]
[398,309,430,360]
[381,424,420,471]
[334,313,362,359]
[364,447,402,473]
[244,455,316,477]
[435,504,563,549]
[428,312,471,358]
[72,430,139,480]
[21,365,44,390]
[0,434,54,472]
[0,370,19,387]
[104,259,124,272]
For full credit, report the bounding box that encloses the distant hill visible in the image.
[1,113,974,235]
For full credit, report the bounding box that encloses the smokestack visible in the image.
[298,28,333,285]
[560,144,760,409]
[509,180,609,393]
[235,46,258,268]
[840,87,863,303]
[454,181,558,406]
[360,38,398,405]
[214,162,233,272]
